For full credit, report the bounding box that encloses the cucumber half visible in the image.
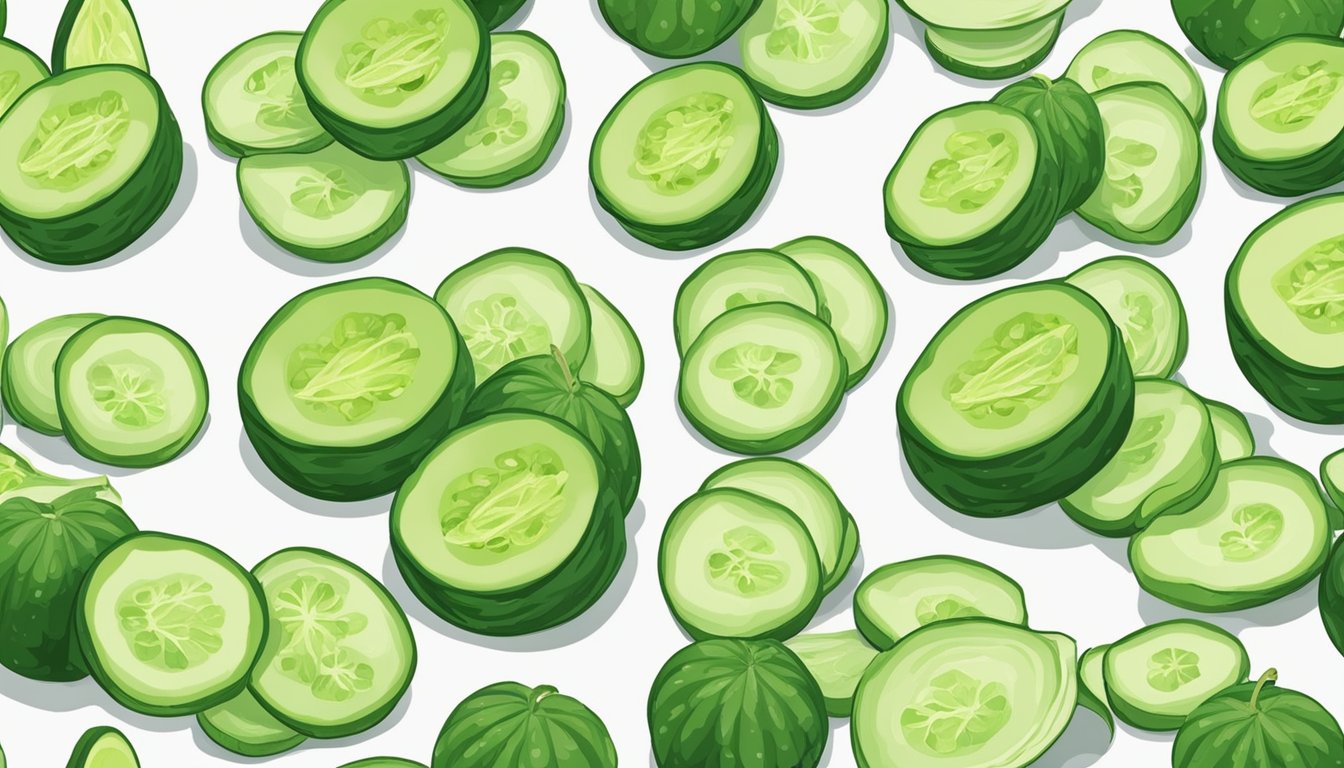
[784,630,879,717]
[1204,398,1255,461]
[896,0,1070,79]
[1066,255,1189,378]
[853,555,1028,650]
[64,726,138,768]
[1066,30,1207,126]
[673,248,822,356]
[1078,645,1114,732]
[1103,619,1249,731]
[738,0,889,109]
[1325,449,1344,510]
[2,313,104,435]
[203,32,332,157]
[578,284,644,407]
[0,39,50,116]
[52,0,148,74]
[198,688,306,757]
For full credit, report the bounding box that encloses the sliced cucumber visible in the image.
[1323,534,1344,654]
[64,726,138,768]
[673,248,821,356]
[203,32,332,157]
[1174,0,1344,70]
[991,75,1106,216]
[853,555,1028,650]
[1066,255,1189,378]
[52,0,148,73]
[578,284,644,407]
[2,313,104,435]
[198,688,306,758]
[1325,449,1344,510]
[1131,457,1333,611]
[1066,30,1207,126]
[1204,398,1255,461]
[1103,619,1249,731]
[897,0,1069,79]
[738,0,889,109]
[1078,644,1114,732]
[597,0,763,59]
[0,39,50,116]
[340,760,426,768]
[471,0,528,29]
[785,630,878,717]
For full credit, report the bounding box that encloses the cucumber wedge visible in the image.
[52,0,148,74]
[0,39,50,116]
[738,0,890,109]
[1325,449,1344,510]
[1103,620,1249,731]
[64,727,138,768]
[2,313,104,435]
[1078,645,1114,733]
[1067,255,1189,378]
[853,555,1028,650]
[578,284,644,407]
[198,689,306,757]
[1067,30,1207,126]
[784,630,878,717]
[673,248,822,356]
[1204,398,1255,461]
[203,32,332,157]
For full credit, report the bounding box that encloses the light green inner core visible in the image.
[439,445,569,554]
[1219,503,1285,561]
[271,570,374,702]
[920,130,1019,213]
[634,92,736,194]
[710,342,801,409]
[88,351,166,429]
[20,92,130,189]
[707,525,788,595]
[288,312,421,423]
[1117,413,1167,473]
[946,313,1079,427]
[901,669,1012,756]
[247,54,316,132]
[1146,647,1200,693]
[116,574,225,672]
[460,293,551,377]
[290,165,363,218]
[1274,236,1344,334]
[339,9,450,104]
[67,0,146,68]
[914,595,984,625]
[1100,136,1158,209]
[460,58,528,149]
[1250,61,1343,132]
[766,0,849,62]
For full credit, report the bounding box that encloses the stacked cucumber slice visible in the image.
[895,0,1073,79]
[853,555,1029,649]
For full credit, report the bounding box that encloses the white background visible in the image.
[0,0,1341,765]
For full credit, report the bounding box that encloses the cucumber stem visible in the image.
[1250,668,1278,708]
[550,345,576,390]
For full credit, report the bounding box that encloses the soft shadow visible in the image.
[1028,708,1113,768]
[812,550,865,624]
[1063,0,1105,23]
[887,219,1083,286]
[14,415,211,478]
[1215,161,1300,205]
[1261,403,1344,437]
[415,101,573,194]
[1136,580,1320,630]
[1118,721,1173,744]
[237,431,393,518]
[494,0,536,30]
[1183,45,1220,72]
[0,669,101,713]
[819,719,842,766]
[1243,411,1279,457]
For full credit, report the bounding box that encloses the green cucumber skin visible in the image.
[1323,535,1344,656]
[992,76,1106,216]
[51,0,148,74]
[1172,0,1344,69]
[63,726,138,768]
[196,711,306,758]
[1226,285,1344,426]
[925,22,1063,81]
[750,8,890,110]
[472,0,529,28]
[599,0,764,59]
[1105,621,1250,732]
[433,682,618,768]
[205,119,333,161]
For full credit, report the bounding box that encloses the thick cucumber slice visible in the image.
[1204,398,1255,461]
[238,142,410,262]
[659,488,822,640]
[578,284,644,407]
[435,247,590,383]
[785,630,879,717]
[738,0,889,109]
[852,619,1077,768]
[1078,83,1202,245]
[56,317,207,468]
[1078,645,1114,732]
[52,0,148,73]
[1067,256,1189,378]
[0,40,50,116]
[203,32,332,157]
[679,303,846,454]
[1103,619,1249,731]
[992,75,1106,216]
[470,0,528,29]
[1131,457,1333,611]
[391,412,626,635]
[241,278,472,501]
[418,32,565,188]
[1174,0,1344,69]
[1325,450,1344,510]
[198,688,306,757]
[673,248,821,356]
[76,533,266,716]
[297,0,489,160]
[2,313,104,435]
[591,62,779,250]
[853,555,1028,650]
[1067,30,1206,126]
[924,17,1064,80]
[433,682,618,767]
[64,727,138,768]
[0,65,182,265]
[597,0,763,59]
[1226,194,1344,423]
[898,282,1134,516]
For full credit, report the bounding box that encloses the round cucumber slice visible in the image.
[238,142,410,262]
[249,548,415,738]
[1103,619,1249,731]
[898,282,1134,516]
[240,277,473,501]
[2,313,104,435]
[64,726,138,768]
[52,0,148,74]
[56,317,208,468]
[1226,194,1344,423]
[1078,644,1114,732]
[1324,449,1344,510]
[1203,397,1255,461]
[297,0,490,160]
[1323,534,1344,654]
[1066,255,1189,378]
[1066,30,1207,126]
[852,619,1077,768]
[853,555,1028,650]
[597,0,763,59]
[0,39,49,117]
[679,302,846,455]
[76,533,267,716]
[578,284,644,407]
[203,32,332,157]
[784,630,879,717]
[659,488,822,640]
[1131,457,1333,611]
[198,688,306,757]
[590,62,779,250]
[418,32,566,188]
[673,248,821,356]
[923,16,1064,80]
[738,0,889,109]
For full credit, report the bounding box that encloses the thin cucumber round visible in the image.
[0,39,49,116]
[853,555,1028,650]
[2,313,104,435]
[52,0,148,73]
[673,248,821,356]
[197,689,306,758]
[1078,645,1114,732]
[991,75,1106,217]
[597,0,763,59]
[784,630,878,717]
[1324,449,1344,510]
[1066,30,1207,126]
[578,284,644,407]
[203,32,332,157]
[1066,255,1189,378]
[738,0,889,109]
[1103,619,1249,731]
[1203,397,1255,461]
[64,726,138,768]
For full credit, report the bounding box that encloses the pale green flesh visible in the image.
[1220,38,1344,161]
[924,16,1061,70]
[1066,30,1205,124]
[1103,621,1247,721]
[777,236,887,386]
[0,42,50,116]
[577,284,642,405]
[784,630,878,707]
[1067,256,1185,378]
[1079,645,1110,710]
[739,0,887,99]
[199,688,305,752]
[1324,450,1344,509]
[62,0,148,71]
[204,33,329,151]
[675,249,820,356]
[856,559,1026,647]
[4,313,104,433]
[901,0,1068,29]
[1204,399,1254,462]
[81,733,138,767]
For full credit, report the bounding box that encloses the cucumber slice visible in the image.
[1067,30,1207,126]
[296,0,489,160]
[991,75,1106,216]
[590,62,779,250]
[197,688,306,757]
[1103,619,1250,731]
[1226,194,1344,423]
[1066,255,1189,378]
[470,0,528,29]
[896,0,1069,80]
[738,0,889,109]
[1078,644,1114,732]
[340,761,426,768]
[852,619,1077,768]
[76,533,266,716]
[597,0,763,59]
[52,0,148,74]
[64,726,138,768]
[578,284,644,407]
[0,65,182,265]
[898,282,1134,516]
[240,278,473,501]
[203,32,332,157]
[1174,0,1344,69]
[56,317,208,468]
[679,302,846,454]
[0,443,120,507]
[1131,457,1333,611]
[238,142,410,262]
[1203,398,1255,461]
[0,39,50,117]
[2,313,104,435]
[785,630,879,717]
[249,548,415,738]
[391,412,626,635]
[1078,83,1202,244]
[418,32,565,188]
[1323,534,1344,654]
[673,248,821,356]
[776,236,888,388]
[434,247,590,383]
[853,555,1028,650]
[1325,450,1344,510]
[659,488,822,640]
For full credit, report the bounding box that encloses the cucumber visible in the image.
[0,39,50,116]
[898,282,1135,516]
[673,248,822,356]
[433,682,618,767]
[597,0,763,59]
[2,313,104,435]
[1078,644,1114,732]
[578,284,643,407]
[76,533,267,716]
[239,278,473,501]
[991,75,1106,216]
[296,0,490,160]
[784,630,879,717]
[1078,83,1202,245]
[0,65,182,265]
[470,0,528,29]
[342,761,426,768]
[0,443,120,506]
[1204,397,1255,461]
[1325,449,1344,510]
[1225,194,1344,423]
[197,688,306,757]
[1103,619,1250,731]
[1323,533,1344,655]
[1173,0,1344,70]
[896,0,1070,79]
[238,142,410,262]
[56,317,208,468]
[738,0,889,109]
[679,302,846,455]
[590,62,779,250]
[418,32,565,188]
[52,0,148,73]
[64,726,138,768]
[391,412,626,635]
[1130,457,1333,611]
[202,32,331,157]
[1066,256,1189,378]
[1214,36,1344,196]
[853,555,1028,650]
[1066,30,1207,126]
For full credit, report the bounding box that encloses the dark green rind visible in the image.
[1321,535,1344,656]
[1172,673,1344,768]
[1,314,104,436]
[598,0,763,59]
[471,0,529,28]
[925,23,1063,81]
[197,691,307,758]
[1077,646,1115,736]
[0,38,50,115]
[1325,450,1344,510]
[1104,620,1249,731]
[992,75,1106,215]
[432,682,618,768]
[1172,0,1344,69]
[744,2,889,110]
[64,726,138,768]
[579,284,645,407]
[340,761,427,768]
[51,0,148,74]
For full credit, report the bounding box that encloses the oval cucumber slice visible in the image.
[64,726,138,768]
[597,0,763,59]
[2,313,104,435]
[1203,397,1255,461]
[1078,644,1114,733]
[1103,619,1249,731]
[1066,255,1189,378]
[738,0,889,109]
[578,284,644,407]
[203,32,332,157]
[198,688,306,757]
[52,0,148,73]
[853,555,1028,650]
[923,15,1064,80]
[673,248,821,356]
[1067,29,1207,126]
[1324,449,1344,510]
[785,630,879,717]
[0,39,49,116]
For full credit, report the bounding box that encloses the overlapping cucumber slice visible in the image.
[673,248,822,356]
[2,313,104,435]
[896,0,1071,79]
[1067,256,1188,378]
[1103,620,1249,731]
[203,32,332,157]
[1067,30,1207,126]
[197,689,306,757]
[784,630,878,717]
[853,555,1028,650]
[738,0,890,109]
[578,284,644,407]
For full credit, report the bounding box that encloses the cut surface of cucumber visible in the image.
[1066,255,1188,378]
[52,0,148,73]
[673,248,821,356]
[2,313,103,435]
[853,555,1028,650]
[1066,29,1207,125]
[738,0,889,109]
[578,284,644,407]
[197,688,306,758]
[1203,398,1255,461]
[1325,450,1344,510]
[64,726,138,768]
[203,32,332,157]
[0,39,49,116]
[1103,619,1249,731]
[785,630,878,717]
[898,0,1069,80]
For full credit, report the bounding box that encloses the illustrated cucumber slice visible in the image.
[738,0,889,109]
[1131,457,1333,611]
[198,688,306,757]
[1325,450,1344,510]
[1103,619,1249,731]
[785,630,879,717]
[898,282,1134,516]
[56,317,207,468]
[591,62,779,250]
[2,313,104,435]
[296,0,489,160]
[418,32,565,188]
[659,488,822,640]
[853,555,1028,650]
[0,39,49,116]
[578,284,644,407]
[896,0,1070,79]
[679,302,846,455]
[76,533,267,716]
[673,248,822,356]
[52,0,148,73]
[1066,255,1189,378]
[1078,645,1114,733]
[202,32,332,157]
[1203,398,1255,461]
[340,760,427,768]
[1322,533,1344,654]
[0,442,120,507]
[470,0,528,29]
[597,0,763,59]
[1066,30,1207,126]
[238,142,410,262]
[991,75,1106,216]
[64,726,138,768]
[1173,0,1344,69]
